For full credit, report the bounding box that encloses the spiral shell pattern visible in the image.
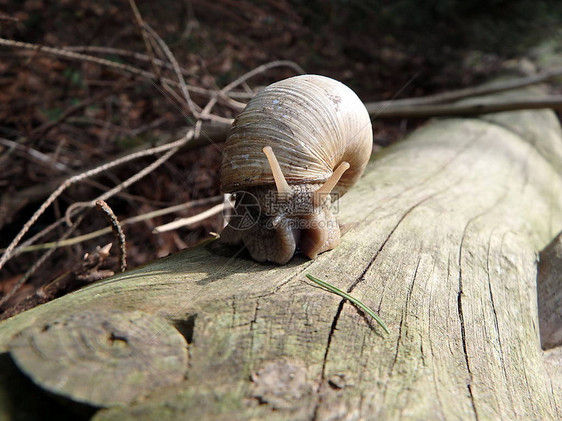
[221,74,372,195]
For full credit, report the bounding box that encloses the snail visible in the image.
[219,74,372,264]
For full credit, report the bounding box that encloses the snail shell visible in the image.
[220,74,372,264]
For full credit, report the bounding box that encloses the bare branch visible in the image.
[95,200,127,272]
[4,195,223,254]
[64,131,193,224]
[0,138,68,172]
[153,202,226,233]
[0,132,196,272]
[63,45,192,76]
[0,213,86,309]
[143,24,200,119]
[200,60,305,118]
[0,38,212,98]
[128,0,161,80]
[366,95,562,118]
[370,65,562,109]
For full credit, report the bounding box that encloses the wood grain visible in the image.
[1,97,561,420]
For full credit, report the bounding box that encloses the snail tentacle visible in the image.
[313,161,350,208]
[262,146,292,196]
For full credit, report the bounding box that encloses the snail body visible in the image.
[220,74,372,264]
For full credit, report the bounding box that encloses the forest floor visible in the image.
[0,0,546,317]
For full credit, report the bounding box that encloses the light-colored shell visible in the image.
[221,74,373,194]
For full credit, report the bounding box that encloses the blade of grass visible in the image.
[305,273,390,334]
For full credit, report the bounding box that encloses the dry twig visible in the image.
[128,0,161,79]
[95,200,127,272]
[200,60,306,118]
[0,213,86,309]
[153,202,227,233]
[0,132,195,272]
[4,195,223,254]
[143,23,200,119]
[373,66,562,109]
[64,132,192,224]
[0,243,114,320]
[0,138,68,172]
[366,95,562,118]
[64,45,193,77]
[0,38,215,100]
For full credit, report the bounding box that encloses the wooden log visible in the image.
[1,95,562,420]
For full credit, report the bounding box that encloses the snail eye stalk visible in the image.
[263,146,292,196]
[313,161,350,207]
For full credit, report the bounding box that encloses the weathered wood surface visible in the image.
[1,95,562,420]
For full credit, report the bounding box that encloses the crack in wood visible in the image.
[312,297,346,421]
[486,229,517,414]
[419,340,426,367]
[456,161,515,420]
[248,297,261,362]
[313,194,440,420]
[387,253,422,380]
[458,222,480,421]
